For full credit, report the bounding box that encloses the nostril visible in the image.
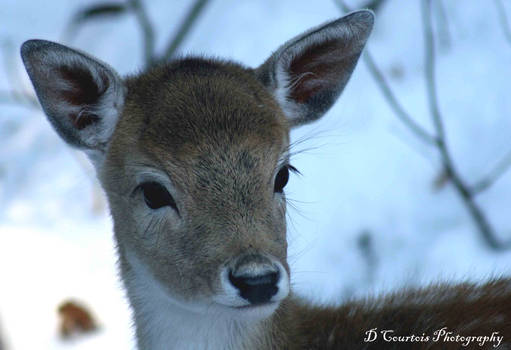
[229,270,279,305]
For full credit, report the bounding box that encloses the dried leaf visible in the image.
[58,300,98,339]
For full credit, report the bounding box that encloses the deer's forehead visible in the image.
[119,60,289,161]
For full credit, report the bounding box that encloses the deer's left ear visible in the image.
[256,10,374,127]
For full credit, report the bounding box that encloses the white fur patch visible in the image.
[123,249,276,350]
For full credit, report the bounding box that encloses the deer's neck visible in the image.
[120,249,280,350]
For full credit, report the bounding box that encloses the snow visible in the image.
[1,0,510,348]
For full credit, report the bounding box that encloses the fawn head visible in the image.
[21,11,373,320]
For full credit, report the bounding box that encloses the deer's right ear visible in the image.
[20,40,125,152]
[256,10,373,127]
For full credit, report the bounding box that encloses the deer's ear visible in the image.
[21,40,125,151]
[256,10,374,127]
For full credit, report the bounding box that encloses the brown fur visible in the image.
[282,279,511,349]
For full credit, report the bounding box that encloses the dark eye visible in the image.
[140,182,178,212]
[274,166,290,193]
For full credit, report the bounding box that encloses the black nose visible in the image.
[229,270,279,305]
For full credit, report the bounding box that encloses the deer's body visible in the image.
[21,10,511,349]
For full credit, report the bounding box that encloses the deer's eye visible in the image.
[274,166,290,193]
[139,182,178,212]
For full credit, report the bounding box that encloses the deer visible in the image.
[20,9,511,350]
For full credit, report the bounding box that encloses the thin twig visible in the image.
[471,149,511,194]
[2,40,39,105]
[335,0,351,13]
[434,0,452,49]
[422,1,446,143]
[335,0,437,146]
[335,0,385,13]
[161,0,210,61]
[2,41,20,95]
[0,41,40,109]
[0,90,40,110]
[363,52,438,146]
[129,0,156,67]
[362,0,386,12]
[422,0,510,250]
[494,0,511,45]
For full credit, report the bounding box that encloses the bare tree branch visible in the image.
[129,0,156,67]
[337,0,511,250]
[62,3,130,44]
[422,1,446,143]
[0,42,40,110]
[2,41,39,104]
[421,0,510,250]
[471,148,511,194]
[434,0,452,50]
[161,0,210,61]
[0,90,39,110]
[362,0,386,12]
[494,0,511,45]
[337,0,385,12]
[2,41,20,93]
[335,0,353,13]
[335,0,437,146]
[362,52,438,146]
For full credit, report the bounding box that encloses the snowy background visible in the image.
[1,0,510,348]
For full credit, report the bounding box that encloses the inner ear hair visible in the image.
[256,10,374,127]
